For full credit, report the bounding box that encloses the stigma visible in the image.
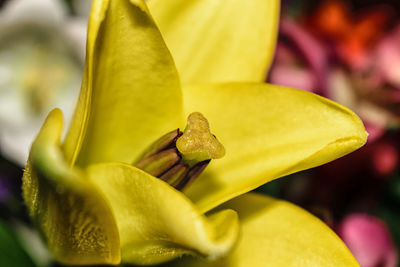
[134,112,225,191]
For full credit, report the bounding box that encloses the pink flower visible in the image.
[375,26,400,88]
[269,19,328,94]
[338,214,398,267]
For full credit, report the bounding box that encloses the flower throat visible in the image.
[134,112,225,191]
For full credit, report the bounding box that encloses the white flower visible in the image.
[0,0,88,165]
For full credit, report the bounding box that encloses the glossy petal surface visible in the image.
[182,83,367,212]
[22,109,120,265]
[63,0,183,166]
[167,194,360,267]
[148,0,279,83]
[89,163,238,264]
[87,162,239,265]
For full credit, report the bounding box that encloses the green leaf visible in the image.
[0,220,36,267]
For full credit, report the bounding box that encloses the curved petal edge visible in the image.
[181,82,367,212]
[166,193,360,267]
[87,162,239,265]
[23,109,120,265]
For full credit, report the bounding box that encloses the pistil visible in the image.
[134,112,225,191]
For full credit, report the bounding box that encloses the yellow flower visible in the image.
[22,0,367,266]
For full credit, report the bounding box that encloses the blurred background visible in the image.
[0,0,399,266]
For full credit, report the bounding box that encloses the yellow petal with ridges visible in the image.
[87,162,239,265]
[22,109,120,265]
[63,0,183,167]
[148,0,280,83]
[165,193,360,267]
[182,83,367,212]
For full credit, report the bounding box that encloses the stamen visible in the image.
[175,160,210,191]
[134,112,225,191]
[135,148,180,177]
[139,129,181,159]
[159,163,188,185]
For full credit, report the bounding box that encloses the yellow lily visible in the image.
[22,0,367,266]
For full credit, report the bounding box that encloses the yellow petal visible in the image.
[87,162,239,265]
[166,193,360,267]
[182,83,367,212]
[63,0,183,167]
[148,0,280,83]
[22,109,120,265]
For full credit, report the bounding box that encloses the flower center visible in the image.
[134,112,225,191]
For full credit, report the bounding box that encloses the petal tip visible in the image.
[205,209,239,260]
